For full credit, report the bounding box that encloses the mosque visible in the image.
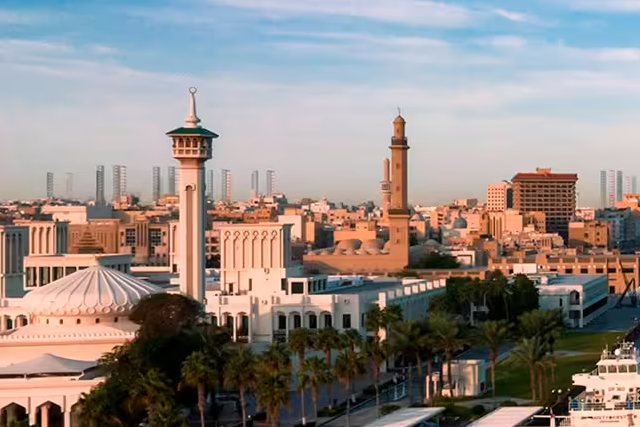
[0,91,446,427]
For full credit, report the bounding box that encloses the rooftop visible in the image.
[362,408,445,427]
[315,279,401,295]
[546,274,605,286]
[467,406,543,427]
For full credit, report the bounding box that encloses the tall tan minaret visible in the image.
[381,158,391,221]
[387,113,410,268]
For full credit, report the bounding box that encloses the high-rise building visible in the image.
[167,166,177,196]
[167,87,217,302]
[486,181,513,212]
[265,169,276,196]
[65,173,74,199]
[112,165,127,202]
[152,166,161,202]
[207,169,214,202]
[250,170,259,199]
[600,170,625,208]
[624,175,638,196]
[46,172,54,199]
[512,168,578,239]
[95,165,105,205]
[221,169,232,202]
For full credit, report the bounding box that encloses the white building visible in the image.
[204,222,447,345]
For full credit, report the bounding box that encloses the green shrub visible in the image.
[443,404,474,418]
[500,400,519,407]
[470,405,486,416]
[380,405,401,416]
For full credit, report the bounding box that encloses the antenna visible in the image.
[397,107,402,116]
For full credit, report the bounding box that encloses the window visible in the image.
[342,314,352,329]
[565,268,573,274]
[324,313,332,328]
[248,279,253,292]
[596,268,604,274]
[291,282,304,294]
[125,229,136,246]
[150,229,162,246]
[309,314,318,329]
[281,279,288,291]
[278,315,286,330]
[559,298,563,307]
[293,314,302,329]
[580,268,588,274]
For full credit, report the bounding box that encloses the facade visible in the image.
[251,170,259,199]
[95,165,105,206]
[304,114,412,274]
[595,208,635,251]
[46,172,54,200]
[221,169,232,202]
[25,254,132,289]
[512,168,578,239]
[490,253,639,294]
[152,166,161,202]
[0,225,29,298]
[486,181,512,212]
[206,221,446,344]
[166,88,216,302]
[13,220,69,256]
[568,221,609,249]
[265,169,275,197]
[601,170,624,208]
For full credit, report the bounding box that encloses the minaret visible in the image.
[387,113,410,268]
[166,88,218,302]
[380,158,391,221]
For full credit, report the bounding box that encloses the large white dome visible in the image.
[22,265,164,317]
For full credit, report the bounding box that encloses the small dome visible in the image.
[361,238,384,251]
[335,239,362,252]
[23,265,163,318]
[452,217,468,229]
[394,115,406,124]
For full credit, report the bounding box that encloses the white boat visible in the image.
[569,342,640,426]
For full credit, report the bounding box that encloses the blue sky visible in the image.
[3,0,640,205]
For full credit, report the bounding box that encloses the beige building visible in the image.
[568,221,609,250]
[512,168,578,238]
[486,181,512,212]
[13,220,69,256]
[304,114,411,274]
[489,253,638,294]
[333,220,377,243]
[40,205,112,224]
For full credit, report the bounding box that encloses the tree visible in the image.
[288,328,314,425]
[299,356,332,423]
[518,309,564,382]
[333,349,366,427]
[181,351,217,427]
[225,348,258,427]
[388,320,422,404]
[364,339,387,416]
[366,305,403,342]
[341,329,363,353]
[509,337,546,401]
[413,252,460,269]
[314,327,341,406]
[256,344,292,427]
[129,368,177,425]
[129,293,205,338]
[477,320,508,400]
[430,313,468,398]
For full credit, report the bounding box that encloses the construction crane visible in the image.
[614,257,637,309]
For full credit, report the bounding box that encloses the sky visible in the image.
[3,1,640,206]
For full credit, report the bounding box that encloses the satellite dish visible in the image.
[615,349,622,356]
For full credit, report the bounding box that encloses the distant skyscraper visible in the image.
[634,176,638,194]
[221,169,232,202]
[96,165,105,205]
[600,170,624,208]
[251,170,259,199]
[152,166,161,202]
[46,172,54,199]
[625,175,639,196]
[167,166,177,196]
[112,165,127,202]
[265,169,276,197]
[207,169,214,201]
[65,173,74,199]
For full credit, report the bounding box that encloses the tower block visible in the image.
[387,114,410,269]
[166,88,218,302]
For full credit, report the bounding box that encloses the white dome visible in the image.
[22,265,164,317]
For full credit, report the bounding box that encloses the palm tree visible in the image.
[333,350,366,427]
[256,366,291,427]
[430,314,468,399]
[341,329,363,353]
[477,320,508,400]
[299,356,332,423]
[519,309,564,382]
[314,327,341,406]
[509,337,546,401]
[181,351,217,427]
[288,328,314,425]
[129,368,176,424]
[224,348,258,427]
[364,339,387,417]
[366,305,403,342]
[388,320,424,404]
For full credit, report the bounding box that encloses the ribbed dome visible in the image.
[23,265,164,317]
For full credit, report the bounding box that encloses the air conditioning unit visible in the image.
[262,300,268,305]
[344,299,350,304]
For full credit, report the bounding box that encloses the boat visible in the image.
[569,341,640,426]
